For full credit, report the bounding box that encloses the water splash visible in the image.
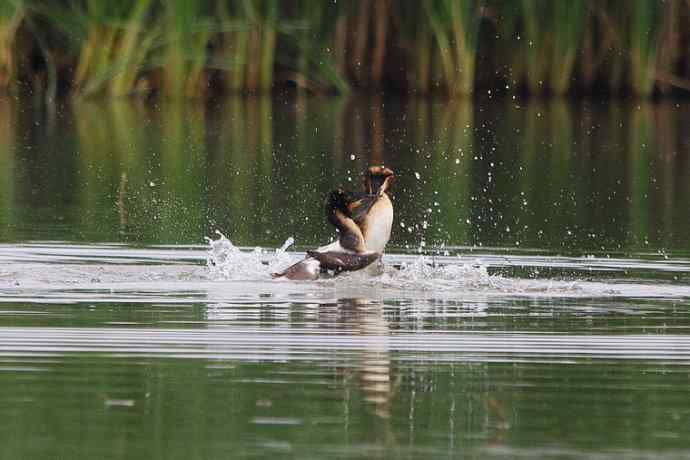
[374,255,498,291]
[1,242,687,302]
[206,231,296,280]
[206,233,509,291]
[202,234,688,299]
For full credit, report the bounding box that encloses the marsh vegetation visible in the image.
[1,0,689,99]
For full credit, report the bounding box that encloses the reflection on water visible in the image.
[338,298,392,420]
[0,99,15,235]
[0,97,688,256]
[0,243,687,458]
[0,95,689,458]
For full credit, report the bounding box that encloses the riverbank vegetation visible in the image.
[1,0,690,99]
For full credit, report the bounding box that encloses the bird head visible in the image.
[364,166,395,196]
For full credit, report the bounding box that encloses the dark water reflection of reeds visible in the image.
[0,96,688,255]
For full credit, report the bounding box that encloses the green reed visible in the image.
[548,1,586,95]
[0,98,16,236]
[108,0,156,97]
[398,1,432,94]
[3,0,690,98]
[425,0,482,96]
[289,0,349,94]
[0,0,23,92]
[628,0,662,97]
[597,1,627,94]
[654,1,680,95]
[493,1,522,94]
[413,18,432,95]
[515,0,586,95]
[519,0,548,94]
[241,0,277,92]
[159,0,220,98]
[30,0,157,97]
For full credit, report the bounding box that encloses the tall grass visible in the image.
[406,2,432,95]
[519,0,549,94]
[108,0,156,97]
[0,0,23,92]
[2,0,690,99]
[549,1,586,95]
[217,2,248,93]
[286,0,349,94]
[241,0,277,92]
[425,0,482,96]
[517,0,586,95]
[32,0,159,97]
[160,1,214,98]
[0,98,16,235]
[628,0,663,97]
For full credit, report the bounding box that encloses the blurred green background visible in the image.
[0,96,688,256]
[1,0,689,99]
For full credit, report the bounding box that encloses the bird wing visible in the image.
[342,191,379,225]
[307,250,379,273]
[332,209,367,253]
[325,189,368,253]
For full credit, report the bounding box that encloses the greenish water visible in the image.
[1,96,688,254]
[0,96,689,459]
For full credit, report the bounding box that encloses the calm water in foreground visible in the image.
[0,95,689,459]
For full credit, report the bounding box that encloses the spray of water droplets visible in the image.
[206,231,296,280]
[205,231,499,290]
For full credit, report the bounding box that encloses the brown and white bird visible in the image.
[273,166,395,280]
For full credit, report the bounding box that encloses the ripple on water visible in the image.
[0,237,689,306]
[0,240,688,459]
[0,327,688,364]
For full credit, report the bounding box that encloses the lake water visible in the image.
[0,95,689,459]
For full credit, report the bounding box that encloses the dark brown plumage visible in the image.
[306,250,380,273]
[272,166,395,280]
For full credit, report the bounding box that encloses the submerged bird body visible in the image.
[272,166,395,280]
[273,257,321,280]
[307,250,380,272]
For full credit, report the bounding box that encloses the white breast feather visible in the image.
[364,196,393,253]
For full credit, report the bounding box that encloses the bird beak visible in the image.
[378,173,394,197]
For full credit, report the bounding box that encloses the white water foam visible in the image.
[203,234,690,299]
[206,231,296,280]
[204,232,496,289]
[204,234,525,293]
[378,255,496,290]
[0,240,687,304]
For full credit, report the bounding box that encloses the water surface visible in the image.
[0,96,689,459]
